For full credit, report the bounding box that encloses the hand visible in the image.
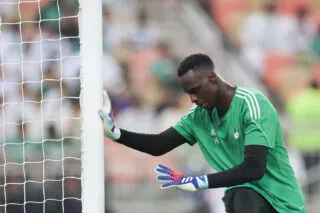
[99,90,121,141]
[155,164,208,192]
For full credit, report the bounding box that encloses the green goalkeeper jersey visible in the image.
[173,86,305,213]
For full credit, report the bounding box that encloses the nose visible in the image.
[190,94,197,103]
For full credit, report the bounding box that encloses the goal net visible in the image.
[0,1,86,212]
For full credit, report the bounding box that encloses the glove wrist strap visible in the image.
[196,175,209,190]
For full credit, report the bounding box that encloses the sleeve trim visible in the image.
[236,90,261,120]
[238,87,261,118]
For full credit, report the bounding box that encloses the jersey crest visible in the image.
[233,127,239,140]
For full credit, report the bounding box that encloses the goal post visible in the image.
[79,0,105,213]
[0,0,105,212]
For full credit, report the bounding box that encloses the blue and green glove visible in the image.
[155,164,208,192]
[99,90,121,141]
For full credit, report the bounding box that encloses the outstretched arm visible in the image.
[118,128,187,156]
[155,145,268,191]
[206,145,267,188]
[99,90,188,156]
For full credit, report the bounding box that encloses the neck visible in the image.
[215,81,235,117]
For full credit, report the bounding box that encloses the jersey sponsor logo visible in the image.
[211,128,220,144]
[233,127,239,140]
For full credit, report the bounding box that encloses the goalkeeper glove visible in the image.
[99,90,121,141]
[155,164,208,192]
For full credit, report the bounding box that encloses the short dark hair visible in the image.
[311,79,319,89]
[177,53,215,77]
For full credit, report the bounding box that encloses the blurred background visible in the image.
[0,0,319,212]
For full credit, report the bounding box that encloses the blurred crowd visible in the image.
[0,0,196,213]
[238,3,319,78]
[205,0,320,106]
[0,1,82,212]
[1,0,320,212]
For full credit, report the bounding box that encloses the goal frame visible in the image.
[79,0,105,213]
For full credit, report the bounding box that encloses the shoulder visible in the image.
[235,86,271,104]
[235,86,276,119]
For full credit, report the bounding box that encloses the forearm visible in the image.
[117,127,186,156]
[207,145,268,188]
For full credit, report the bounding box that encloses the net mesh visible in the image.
[0,1,82,212]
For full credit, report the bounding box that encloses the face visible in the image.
[180,69,218,110]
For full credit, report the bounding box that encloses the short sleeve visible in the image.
[243,94,277,148]
[173,106,197,146]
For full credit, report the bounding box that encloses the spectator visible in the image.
[311,23,320,59]
[278,7,316,56]
[24,90,43,142]
[150,41,179,92]
[103,5,128,51]
[287,79,320,197]
[131,8,157,50]
[293,7,316,53]
[239,2,280,76]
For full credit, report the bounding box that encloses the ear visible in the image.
[208,72,217,82]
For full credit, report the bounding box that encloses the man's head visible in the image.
[137,8,148,26]
[310,79,319,89]
[296,7,308,21]
[263,2,277,14]
[177,54,218,110]
[102,5,111,22]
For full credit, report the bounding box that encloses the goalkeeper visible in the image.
[99,54,305,213]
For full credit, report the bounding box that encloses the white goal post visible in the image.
[79,0,105,213]
[0,0,105,212]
